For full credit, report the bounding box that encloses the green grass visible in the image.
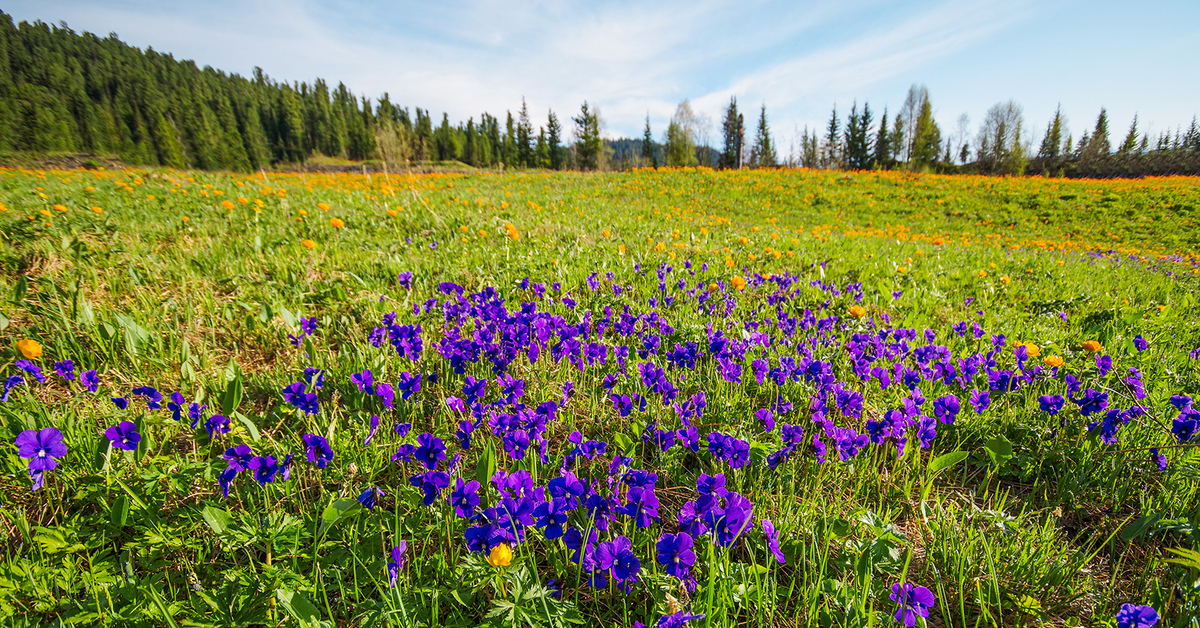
[0,165,1198,627]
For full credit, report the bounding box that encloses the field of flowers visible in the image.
[0,165,1198,628]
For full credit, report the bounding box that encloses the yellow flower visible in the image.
[237,196,249,204]
[708,283,719,292]
[897,266,907,274]
[618,245,626,255]
[1044,355,1064,368]
[299,209,308,216]
[602,229,612,238]
[731,276,747,290]
[1000,276,1011,284]
[181,216,190,222]
[487,543,513,568]
[16,338,42,359]
[301,239,317,249]
[849,305,867,319]
[977,270,988,278]
[330,218,345,229]
[1082,340,1103,353]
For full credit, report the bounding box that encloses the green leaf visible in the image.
[200,506,234,536]
[928,450,968,477]
[1164,547,1200,571]
[110,494,130,528]
[984,436,1013,466]
[0,312,8,331]
[612,431,635,455]
[1120,513,1163,541]
[234,411,260,442]
[221,373,243,417]
[319,499,361,535]
[276,590,330,628]
[477,438,497,488]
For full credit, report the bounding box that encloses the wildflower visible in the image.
[1116,604,1159,628]
[890,582,936,627]
[249,455,280,484]
[80,369,100,392]
[761,520,785,563]
[634,611,706,628]
[167,393,186,421]
[351,369,374,393]
[223,444,254,471]
[302,434,334,468]
[449,478,481,518]
[205,414,231,438]
[656,532,696,579]
[16,338,42,359]
[330,218,345,229]
[849,305,867,318]
[1044,355,1064,368]
[54,360,75,380]
[132,386,163,409]
[301,239,316,249]
[357,486,386,509]
[2,375,22,401]
[111,396,130,410]
[1173,408,1199,443]
[414,433,447,470]
[1082,340,1103,353]
[14,360,44,383]
[387,542,408,587]
[16,427,67,472]
[596,536,641,592]
[104,421,141,451]
[1133,335,1149,352]
[364,414,381,445]
[730,276,747,290]
[488,543,514,568]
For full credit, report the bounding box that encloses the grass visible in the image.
[0,165,1197,627]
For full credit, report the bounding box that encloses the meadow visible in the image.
[0,165,1198,628]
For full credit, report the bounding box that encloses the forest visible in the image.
[1,12,1198,176]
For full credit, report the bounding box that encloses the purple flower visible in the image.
[205,414,231,438]
[387,542,408,587]
[302,433,334,468]
[357,486,386,509]
[1149,448,1167,471]
[449,478,481,518]
[595,535,641,592]
[351,369,374,393]
[54,360,75,381]
[80,369,99,392]
[762,520,785,563]
[1133,335,1149,352]
[1172,408,1199,443]
[408,471,451,506]
[2,375,22,401]
[932,394,960,424]
[414,432,446,470]
[16,427,67,472]
[132,386,163,409]
[14,360,45,383]
[223,444,254,471]
[375,383,395,409]
[397,271,414,290]
[397,372,422,401]
[167,392,186,421]
[1039,395,1065,416]
[656,532,696,579]
[1116,604,1159,628]
[890,582,936,627]
[187,403,207,429]
[104,421,141,451]
[364,414,381,445]
[111,396,129,410]
[249,455,279,484]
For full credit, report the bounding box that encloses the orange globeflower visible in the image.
[730,276,747,290]
[301,239,317,249]
[1082,340,1103,353]
[16,338,43,359]
[330,218,345,229]
[1044,355,1064,368]
[849,305,867,319]
[708,283,719,292]
[221,200,235,210]
[1014,341,1041,357]
[317,202,330,211]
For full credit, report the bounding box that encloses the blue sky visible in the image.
[8,0,1200,156]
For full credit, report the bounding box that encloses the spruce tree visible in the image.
[547,110,563,170]
[642,114,656,167]
[751,104,776,168]
[874,109,891,168]
[572,101,602,171]
[720,97,742,169]
[823,105,840,169]
[1119,114,1139,155]
[517,98,534,167]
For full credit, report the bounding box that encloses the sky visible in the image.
[7,0,1200,156]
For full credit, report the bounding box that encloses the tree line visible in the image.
[2,13,1197,176]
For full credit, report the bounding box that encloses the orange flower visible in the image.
[849,305,867,319]
[977,270,988,278]
[897,266,907,273]
[53,204,67,212]
[330,218,345,229]
[1014,341,1041,357]
[1044,355,1064,368]
[1082,340,1103,353]
[91,206,103,213]
[301,239,316,249]
[388,209,399,217]
[16,338,43,359]
[221,200,235,210]
[708,283,719,292]
[317,202,330,211]
[730,276,747,290]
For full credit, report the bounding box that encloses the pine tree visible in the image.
[572,101,602,171]
[1119,114,1139,155]
[750,104,776,168]
[874,109,891,168]
[1037,105,1064,161]
[1083,108,1110,160]
[910,98,941,169]
[642,114,656,167]
[822,105,840,169]
[720,97,743,169]
[517,98,534,167]
[547,110,563,170]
